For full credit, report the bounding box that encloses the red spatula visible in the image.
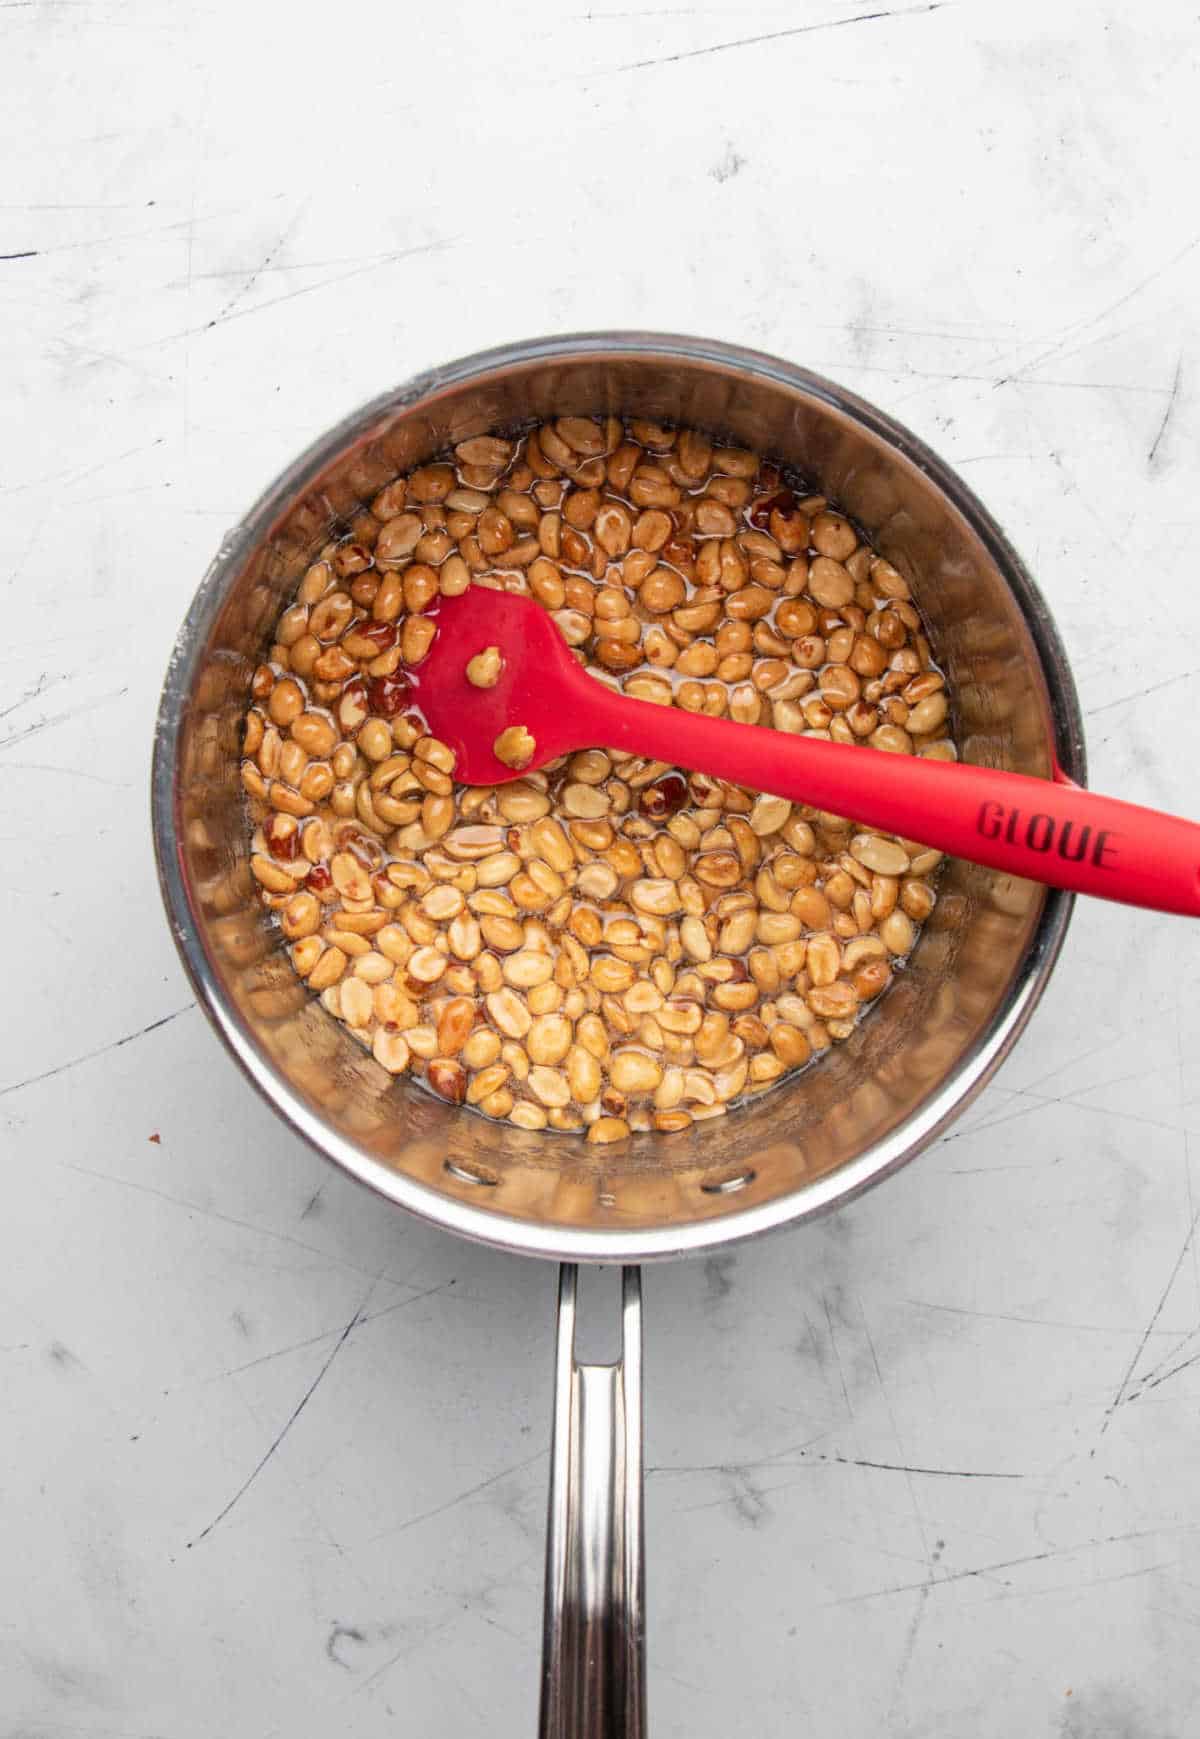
[411,591,1200,916]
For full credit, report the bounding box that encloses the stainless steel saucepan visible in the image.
[152,333,1084,1735]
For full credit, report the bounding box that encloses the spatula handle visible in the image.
[580,681,1200,916]
[540,1265,645,1739]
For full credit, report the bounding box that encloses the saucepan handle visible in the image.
[539,1264,646,1739]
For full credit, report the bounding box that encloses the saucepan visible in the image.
[151,333,1084,1734]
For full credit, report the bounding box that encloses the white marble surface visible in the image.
[4,1,1200,1732]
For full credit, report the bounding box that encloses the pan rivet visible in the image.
[700,1167,757,1195]
[444,1157,499,1187]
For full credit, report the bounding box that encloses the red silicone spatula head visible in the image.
[413,591,594,784]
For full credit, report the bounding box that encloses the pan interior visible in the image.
[154,337,1081,1258]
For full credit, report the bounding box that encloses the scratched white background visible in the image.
[4,0,1200,1732]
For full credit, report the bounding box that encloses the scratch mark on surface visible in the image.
[0,200,284,261]
[945,1157,1063,1176]
[1182,1053,1197,1316]
[0,199,156,208]
[674,1469,821,1514]
[837,319,1015,343]
[984,306,1164,385]
[471,1609,533,1648]
[646,1429,833,1478]
[1085,670,1190,719]
[203,1281,457,1383]
[1047,446,1115,553]
[977,1560,1173,1604]
[856,1290,934,1723]
[824,1455,1024,1479]
[887,366,1171,395]
[0,688,129,753]
[1,438,164,496]
[949,453,1035,465]
[300,1183,326,1221]
[1019,1038,1132,1096]
[0,249,39,260]
[189,1282,378,1547]
[1127,1244,1200,1391]
[0,1004,193,1098]
[175,248,443,284]
[889,1580,930,1719]
[1148,354,1183,468]
[208,202,307,327]
[823,1294,853,1416]
[1017,1035,1137,1099]
[0,672,56,722]
[57,1159,393,1280]
[994,234,1200,387]
[933,1093,1052,1146]
[1048,1098,1184,1141]
[936,1085,1184,1151]
[18,318,156,381]
[576,6,712,15]
[4,759,132,788]
[353,1630,443,1698]
[826,1523,1200,1606]
[610,1,949,73]
[149,238,458,347]
[1098,1203,1200,1437]
[366,1448,549,1545]
[904,1297,1184,1336]
[1134,1348,1200,1397]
